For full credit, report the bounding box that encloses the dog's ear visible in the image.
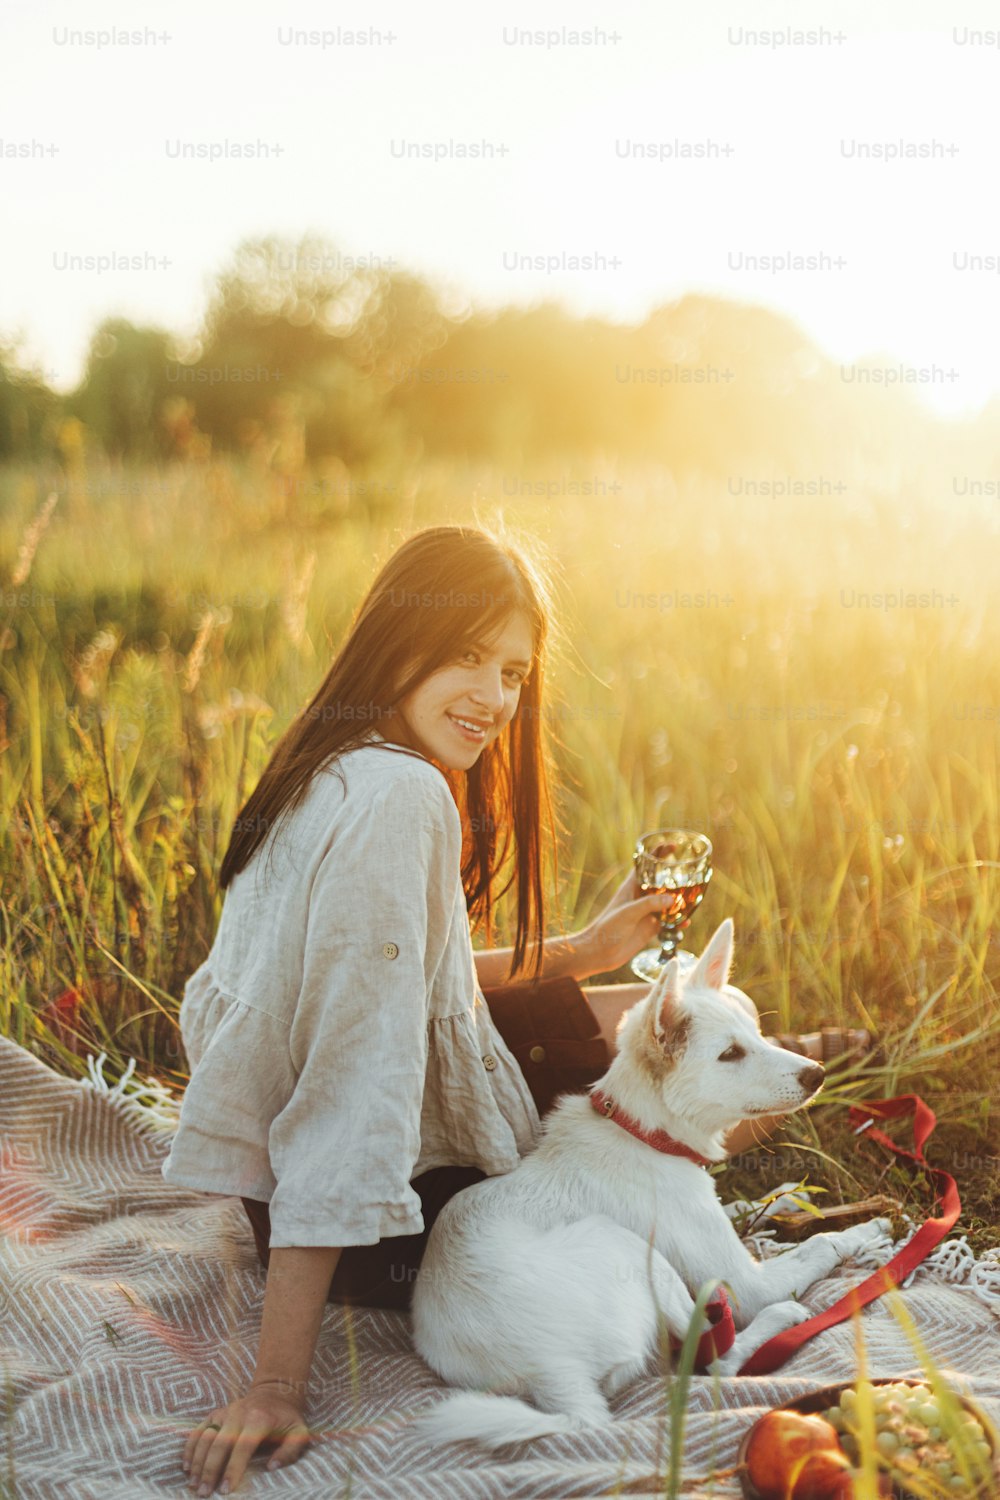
[651,955,685,1044]
[686,917,734,993]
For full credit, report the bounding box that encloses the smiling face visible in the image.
[388,610,535,771]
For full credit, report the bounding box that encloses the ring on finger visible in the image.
[204,1421,222,1432]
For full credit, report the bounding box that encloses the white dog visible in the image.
[411,918,888,1449]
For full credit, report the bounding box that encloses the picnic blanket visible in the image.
[2,1034,998,1500]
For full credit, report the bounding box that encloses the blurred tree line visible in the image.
[3,232,999,480]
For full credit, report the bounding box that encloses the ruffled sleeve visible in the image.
[265,767,463,1249]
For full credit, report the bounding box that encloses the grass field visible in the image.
[2,454,998,1247]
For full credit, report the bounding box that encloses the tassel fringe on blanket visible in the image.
[79,1050,185,1133]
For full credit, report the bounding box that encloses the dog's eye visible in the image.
[718,1044,746,1063]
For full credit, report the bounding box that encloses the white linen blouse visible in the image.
[160,735,542,1249]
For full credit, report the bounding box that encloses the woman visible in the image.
[168,525,807,1497]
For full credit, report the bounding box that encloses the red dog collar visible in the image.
[590,1089,715,1168]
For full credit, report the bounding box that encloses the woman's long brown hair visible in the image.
[218,525,558,981]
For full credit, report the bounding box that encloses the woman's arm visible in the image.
[474,932,593,987]
[183,1244,344,1494]
[474,872,667,988]
[249,1244,343,1401]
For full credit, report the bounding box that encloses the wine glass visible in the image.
[630,829,713,982]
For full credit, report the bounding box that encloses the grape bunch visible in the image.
[823,1380,994,1495]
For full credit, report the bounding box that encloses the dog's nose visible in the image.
[798,1062,826,1094]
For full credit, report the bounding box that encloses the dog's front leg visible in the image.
[725,1218,892,1322]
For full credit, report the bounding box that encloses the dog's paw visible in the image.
[765,1184,816,1217]
[831,1217,893,1259]
[852,1215,894,1246]
[723,1183,816,1224]
[719,1300,813,1374]
[768,1299,812,1330]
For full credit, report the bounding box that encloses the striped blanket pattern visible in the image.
[1,1034,998,1498]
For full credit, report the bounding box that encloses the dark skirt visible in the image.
[240,974,610,1310]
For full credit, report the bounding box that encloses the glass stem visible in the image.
[657,926,678,963]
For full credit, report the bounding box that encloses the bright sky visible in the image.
[2,0,999,418]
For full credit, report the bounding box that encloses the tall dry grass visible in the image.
[0,454,997,1154]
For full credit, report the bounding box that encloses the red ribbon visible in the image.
[737,1094,961,1376]
[671,1287,736,1371]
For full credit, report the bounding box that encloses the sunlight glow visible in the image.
[1,0,997,418]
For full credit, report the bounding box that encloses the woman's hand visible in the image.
[183,1382,315,1494]
[575,869,669,979]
